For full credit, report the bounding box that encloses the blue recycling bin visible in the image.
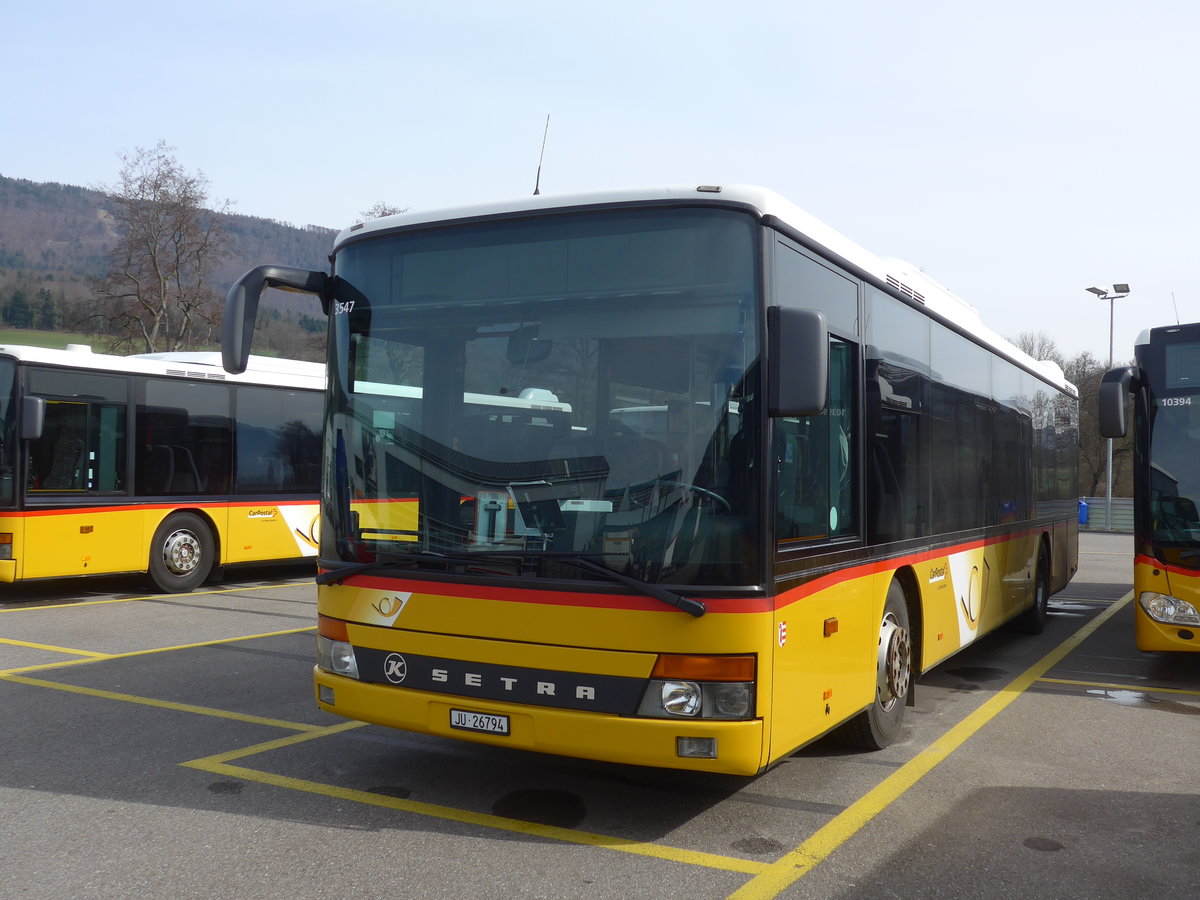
[1078,499,1088,525]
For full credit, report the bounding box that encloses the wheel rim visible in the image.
[877,613,911,711]
[162,529,201,576]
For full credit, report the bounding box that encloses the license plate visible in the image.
[450,708,510,735]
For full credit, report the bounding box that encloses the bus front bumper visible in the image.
[313,668,768,775]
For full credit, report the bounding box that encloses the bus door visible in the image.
[24,395,132,578]
[770,337,865,757]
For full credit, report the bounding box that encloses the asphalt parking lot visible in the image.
[1,534,1197,899]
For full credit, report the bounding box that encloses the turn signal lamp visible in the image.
[0,533,11,560]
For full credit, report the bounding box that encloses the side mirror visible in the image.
[506,326,553,365]
[223,266,330,374]
[767,307,827,417]
[1098,366,1137,438]
[20,396,45,440]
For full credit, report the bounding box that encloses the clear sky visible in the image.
[5,0,1197,363]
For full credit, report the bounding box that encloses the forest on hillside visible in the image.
[0,173,336,360]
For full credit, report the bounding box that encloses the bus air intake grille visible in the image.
[886,275,925,303]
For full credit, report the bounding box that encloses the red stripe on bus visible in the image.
[328,528,1046,614]
[0,499,318,518]
[1134,553,1199,580]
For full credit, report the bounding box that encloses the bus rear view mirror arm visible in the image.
[767,306,827,417]
[222,266,330,374]
[1098,366,1138,438]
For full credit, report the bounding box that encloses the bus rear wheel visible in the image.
[835,580,912,750]
[149,512,214,593]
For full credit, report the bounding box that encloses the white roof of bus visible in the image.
[340,184,1074,396]
[0,344,325,390]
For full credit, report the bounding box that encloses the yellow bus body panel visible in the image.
[320,579,772,654]
[9,507,150,579]
[316,529,1056,774]
[768,568,877,760]
[224,502,320,564]
[1133,555,1200,652]
[320,579,777,774]
[0,501,318,583]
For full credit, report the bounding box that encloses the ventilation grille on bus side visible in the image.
[886,275,925,303]
[166,368,226,380]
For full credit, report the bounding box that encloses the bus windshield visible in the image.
[324,207,761,587]
[0,358,16,507]
[1147,398,1200,562]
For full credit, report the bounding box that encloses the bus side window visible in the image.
[30,400,88,492]
[29,400,126,493]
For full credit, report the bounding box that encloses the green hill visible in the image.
[0,173,337,359]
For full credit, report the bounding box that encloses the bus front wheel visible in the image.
[148,513,214,593]
[835,580,912,750]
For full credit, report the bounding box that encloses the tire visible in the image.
[1014,542,1050,635]
[835,579,912,750]
[148,512,214,593]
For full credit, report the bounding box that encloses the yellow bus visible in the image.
[1101,322,1200,651]
[0,344,324,592]
[224,185,1079,774]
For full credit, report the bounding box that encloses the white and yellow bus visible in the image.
[1101,322,1200,651]
[224,185,1079,774]
[0,344,324,592]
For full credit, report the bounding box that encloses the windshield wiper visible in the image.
[314,552,467,585]
[315,551,706,617]
[563,556,706,617]
[454,550,705,617]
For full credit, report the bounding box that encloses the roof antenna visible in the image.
[1172,291,1181,324]
[533,114,550,195]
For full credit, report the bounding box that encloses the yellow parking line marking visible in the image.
[185,721,367,763]
[0,637,111,658]
[0,626,316,676]
[183,726,767,875]
[726,591,1135,899]
[100,626,317,659]
[0,673,325,732]
[1039,676,1200,698]
[0,581,314,612]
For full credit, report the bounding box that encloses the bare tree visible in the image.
[1011,330,1066,369]
[1008,334,1137,497]
[1064,349,1135,497]
[91,142,230,353]
[359,201,408,221]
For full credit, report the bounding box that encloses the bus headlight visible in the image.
[637,654,756,720]
[661,681,702,716]
[711,682,753,718]
[316,634,360,679]
[1140,592,1200,626]
[638,680,753,719]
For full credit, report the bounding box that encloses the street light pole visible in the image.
[1086,283,1131,531]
